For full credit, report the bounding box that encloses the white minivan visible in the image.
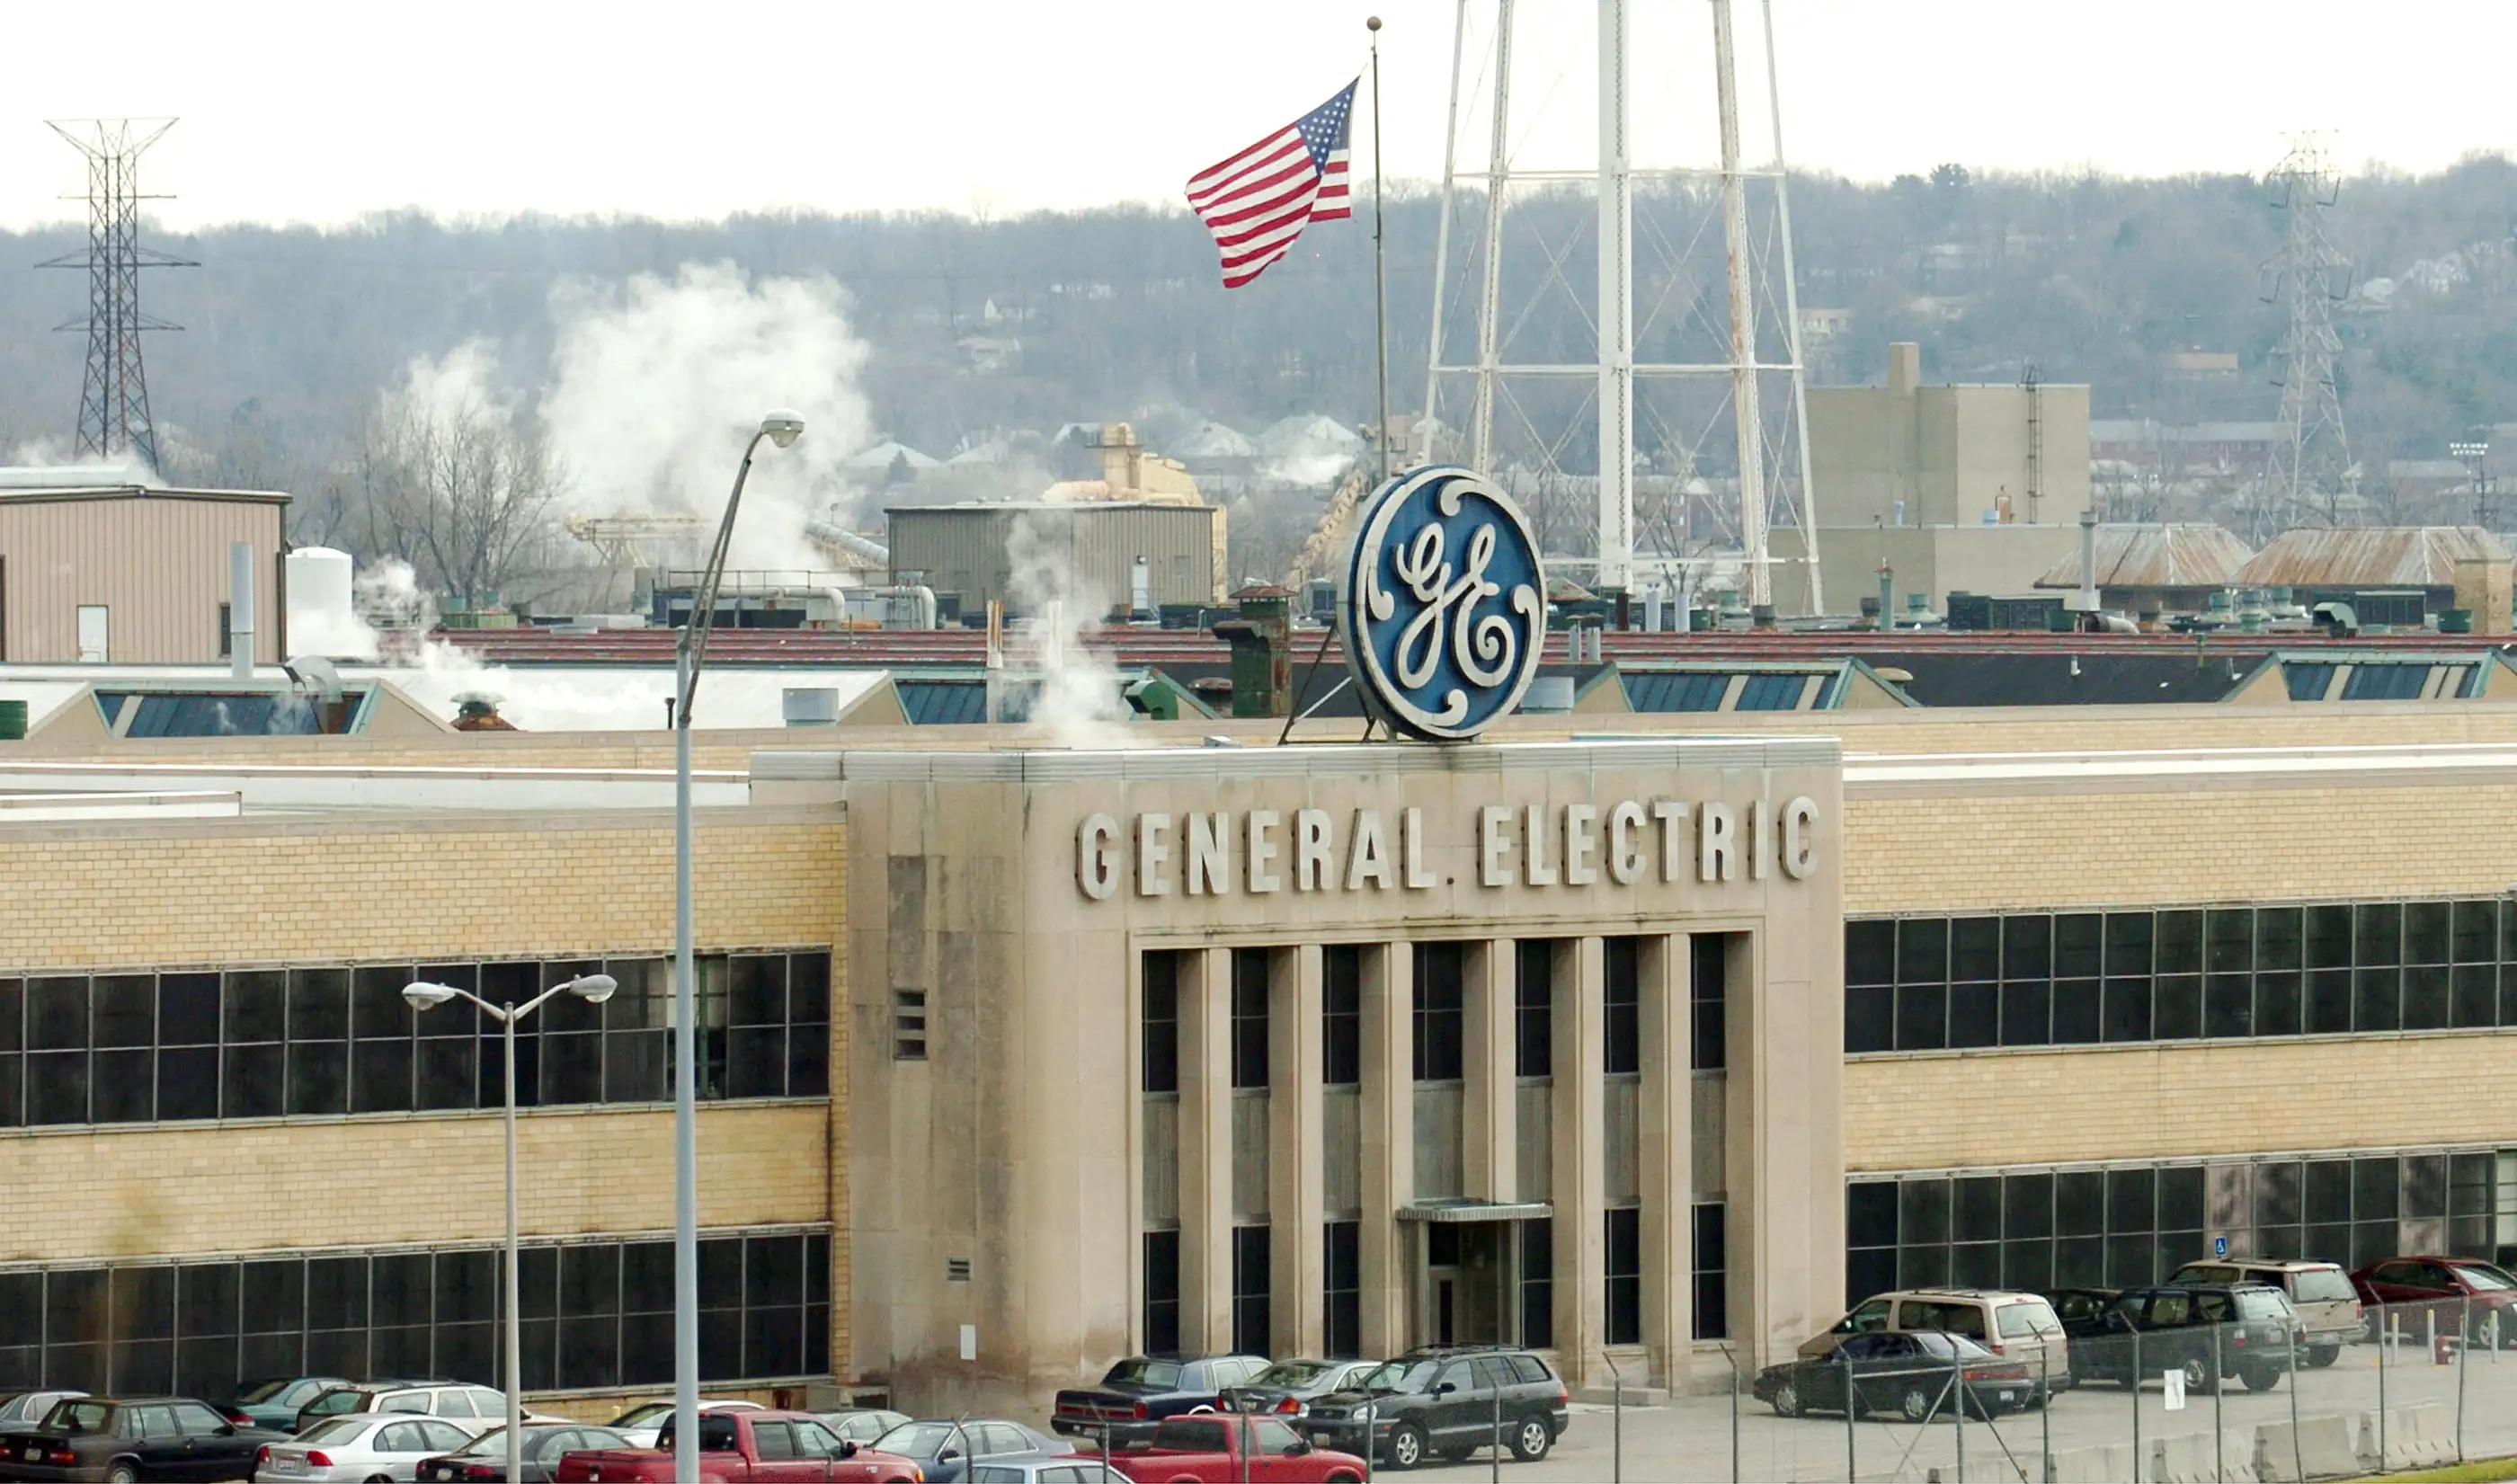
[1801,1288,2074,1395]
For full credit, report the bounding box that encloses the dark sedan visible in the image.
[0,1395,286,1482]
[1221,1360,1382,1421]
[1755,1332,2033,1422]
[415,1422,636,1483]
[870,1420,1072,1483]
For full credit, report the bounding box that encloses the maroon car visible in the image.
[2351,1256,2517,1341]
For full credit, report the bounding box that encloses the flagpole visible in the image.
[1368,14,1392,485]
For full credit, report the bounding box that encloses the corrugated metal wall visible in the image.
[887,504,1226,614]
[0,494,285,663]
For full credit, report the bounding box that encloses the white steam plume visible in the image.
[541,262,876,569]
[1004,512,1135,748]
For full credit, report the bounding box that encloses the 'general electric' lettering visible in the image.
[1075,797,1820,902]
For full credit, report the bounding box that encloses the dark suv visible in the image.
[1301,1346,1570,1469]
[2067,1283,2300,1393]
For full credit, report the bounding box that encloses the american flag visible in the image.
[1186,80,1356,289]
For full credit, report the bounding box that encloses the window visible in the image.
[1603,938,1640,1075]
[1736,672,1805,710]
[1852,901,2517,1056]
[1230,949,1269,1089]
[0,952,829,1131]
[1230,1225,1270,1355]
[1692,1203,1727,1339]
[1691,935,1728,1071]
[1143,1231,1181,1355]
[1412,944,1463,1081]
[1605,1208,1641,1346]
[1322,947,1360,1087]
[1514,941,1553,1077]
[1323,1222,1359,1358]
[1142,953,1179,1094]
[0,1228,823,1395]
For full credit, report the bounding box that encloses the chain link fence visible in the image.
[1561,1299,2517,1482]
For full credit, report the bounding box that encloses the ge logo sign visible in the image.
[1341,466,1547,742]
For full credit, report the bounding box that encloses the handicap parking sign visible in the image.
[2214,1235,2228,1257]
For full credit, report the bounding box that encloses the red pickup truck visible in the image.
[1102,1414,1365,1484]
[551,1409,922,1484]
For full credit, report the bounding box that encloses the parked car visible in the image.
[1051,1355,1272,1447]
[2067,1284,2299,1393]
[819,1409,911,1447]
[1100,1415,1365,1484]
[227,1379,353,1435]
[1299,1346,1569,1469]
[0,1397,84,1433]
[1221,1360,1382,1420]
[413,1423,636,1483]
[2352,1256,2517,1342]
[969,1462,1138,1484]
[552,1409,920,1483]
[295,1383,554,1440]
[2170,1259,2362,1366]
[252,1412,477,1482]
[0,1395,285,1484]
[2041,1288,2121,1331]
[870,1420,1070,1483]
[1755,1332,2033,1421]
[599,1400,764,1449]
[1798,1288,2072,1395]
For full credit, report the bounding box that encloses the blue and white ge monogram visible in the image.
[1341,465,1547,741]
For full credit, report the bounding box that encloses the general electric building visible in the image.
[791,467,1846,1401]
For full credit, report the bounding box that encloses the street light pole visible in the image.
[404,973,616,1484]
[673,410,805,1484]
[2453,437,2492,529]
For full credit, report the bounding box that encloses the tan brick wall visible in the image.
[1846,1032,2517,1172]
[0,1103,828,1264]
[1846,783,2517,913]
[0,813,840,966]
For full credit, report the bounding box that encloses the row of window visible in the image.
[1846,1151,2508,1302]
[1850,904,2517,1053]
[0,1229,832,1398]
[0,953,831,1128]
[1141,1209,1728,1356]
[1141,937,1731,1096]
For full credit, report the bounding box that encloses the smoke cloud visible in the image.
[541,262,876,568]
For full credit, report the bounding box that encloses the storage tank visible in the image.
[284,547,374,658]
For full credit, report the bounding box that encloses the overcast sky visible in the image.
[2,1,2507,232]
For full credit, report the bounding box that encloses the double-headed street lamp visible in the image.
[672,410,805,1484]
[404,972,617,1484]
[2452,436,2493,529]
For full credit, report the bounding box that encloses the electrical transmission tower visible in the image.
[2263,136,2352,529]
[40,119,193,472]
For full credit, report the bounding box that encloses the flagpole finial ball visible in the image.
[1366,14,1382,30]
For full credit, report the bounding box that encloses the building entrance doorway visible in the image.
[1415,1219,1514,1348]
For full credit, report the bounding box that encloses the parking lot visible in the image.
[1410,1338,2517,1482]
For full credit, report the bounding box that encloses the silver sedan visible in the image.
[254,1413,480,1483]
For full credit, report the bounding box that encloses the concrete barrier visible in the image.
[2148,1428,2257,1483]
[2354,1402,2455,1472]
[2252,1415,2358,1481]
[2043,1442,2138,1484]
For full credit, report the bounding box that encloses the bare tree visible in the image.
[353,387,568,610]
